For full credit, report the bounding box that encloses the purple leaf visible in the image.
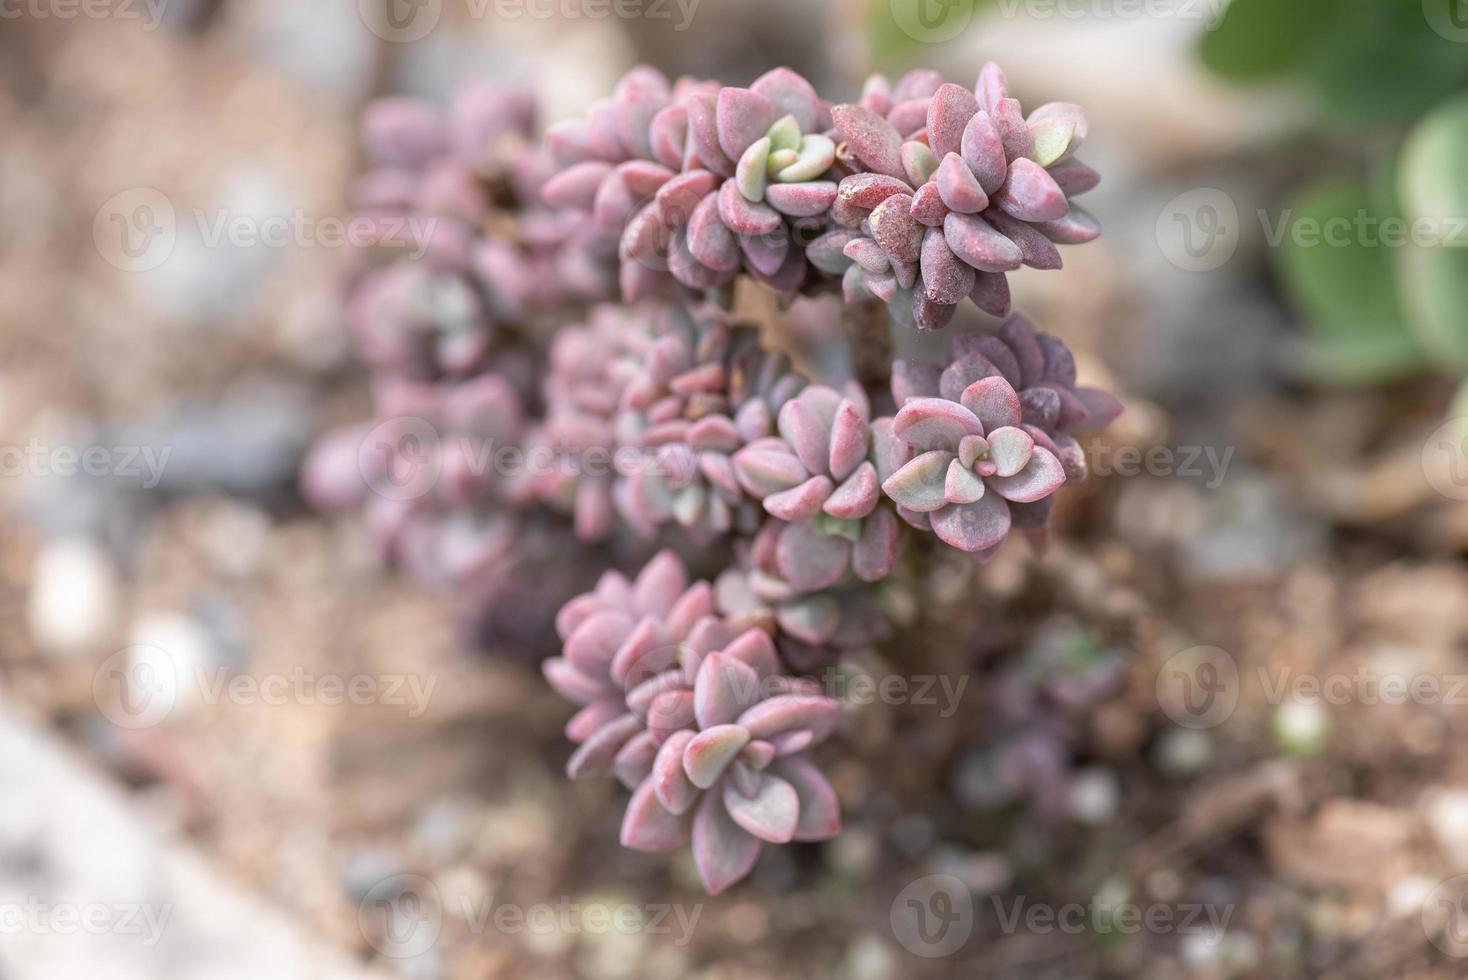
[1048,158,1101,196]
[870,193,924,265]
[738,693,840,744]
[944,458,986,505]
[909,180,950,227]
[944,213,1023,273]
[995,158,1069,223]
[752,67,821,132]
[764,476,835,522]
[959,376,1022,431]
[830,103,907,180]
[695,652,762,728]
[686,91,735,176]
[893,397,984,452]
[824,461,880,519]
[881,450,956,513]
[648,104,689,170]
[976,62,1009,114]
[765,180,838,216]
[692,790,762,894]
[688,192,740,271]
[567,713,642,780]
[838,172,912,210]
[771,757,841,841]
[930,494,1012,552]
[614,730,661,789]
[986,425,1035,478]
[716,87,774,161]
[652,729,698,814]
[987,446,1065,502]
[969,271,1012,317]
[541,160,613,210]
[852,507,899,582]
[621,778,689,852]
[928,83,980,160]
[1035,205,1102,244]
[717,178,782,235]
[935,152,989,214]
[985,210,1062,270]
[886,97,931,137]
[776,519,851,591]
[684,723,750,789]
[960,111,1008,194]
[722,773,800,844]
[992,97,1035,162]
[828,401,871,482]
[565,611,634,680]
[655,171,720,226]
[921,226,976,305]
[739,232,790,277]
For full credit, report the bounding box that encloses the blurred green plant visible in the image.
[1202,0,1468,396]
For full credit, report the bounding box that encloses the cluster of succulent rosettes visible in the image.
[879,316,1121,556]
[545,551,841,894]
[813,63,1099,330]
[541,66,846,301]
[353,82,614,379]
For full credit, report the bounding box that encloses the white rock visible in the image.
[1069,767,1120,825]
[124,612,218,719]
[1426,789,1468,864]
[27,537,121,656]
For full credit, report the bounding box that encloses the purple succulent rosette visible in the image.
[540,66,846,302]
[893,314,1123,483]
[880,376,1068,556]
[358,82,612,309]
[545,551,843,894]
[819,63,1100,330]
[621,649,841,895]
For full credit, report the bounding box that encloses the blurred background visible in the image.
[3,0,1468,977]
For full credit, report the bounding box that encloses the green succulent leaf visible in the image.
[1198,0,1331,80]
[1397,243,1468,373]
[1399,94,1468,234]
[1275,179,1424,384]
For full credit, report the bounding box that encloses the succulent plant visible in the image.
[893,314,1123,482]
[817,64,1100,330]
[619,647,842,894]
[307,61,1123,897]
[541,66,850,302]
